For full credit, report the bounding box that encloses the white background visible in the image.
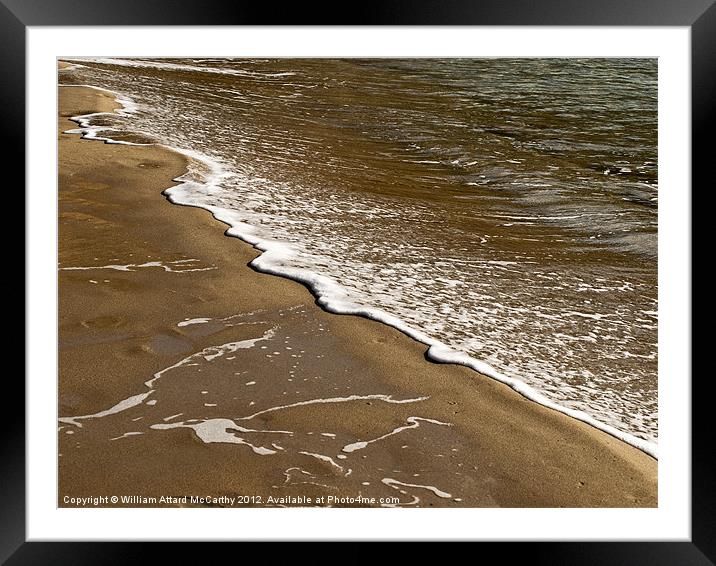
[27,27,691,541]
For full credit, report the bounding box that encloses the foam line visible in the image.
[59,259,216,273]
[298,451,346,473]
[178,317,213,327]
[145,327,275,387]
[60,83,146,145]
[236,394,429,421]
[64,57,296,78]
[381,478,452,499]
[342,416,451,454]
[59,392,152,428]
[109,431,144,441]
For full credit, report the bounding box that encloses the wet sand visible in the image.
[58,84,657,508]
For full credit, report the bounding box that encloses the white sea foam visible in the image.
[298,451,346,473]
[177,317,213,327]
[59,259,216,273]
[342,417,451,454]
[60,84,146,145]
[59,61,86,71]
[64,57,297,79]
[59,392,153,428]
[151,419,278,455]
[236,394,428,422]
[382,478,452,499]
[109,431,144,441]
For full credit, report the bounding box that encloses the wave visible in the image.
[60,82,658,459]
[62,57,297,79]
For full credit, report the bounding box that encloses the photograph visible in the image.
[57,56,658,509]
[8,0,709,559]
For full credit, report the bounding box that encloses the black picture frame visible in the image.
[7,0,708,562]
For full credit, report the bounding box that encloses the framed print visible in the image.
[8,0,710,561]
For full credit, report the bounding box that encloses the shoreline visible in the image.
[58,82,657,507]
[62,81,658,459]
[169,177,658,458]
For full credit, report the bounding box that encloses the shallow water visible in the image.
[60,58,658,448]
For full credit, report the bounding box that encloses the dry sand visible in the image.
[58,84,657,508]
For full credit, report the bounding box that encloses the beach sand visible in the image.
[58,84,657,508]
